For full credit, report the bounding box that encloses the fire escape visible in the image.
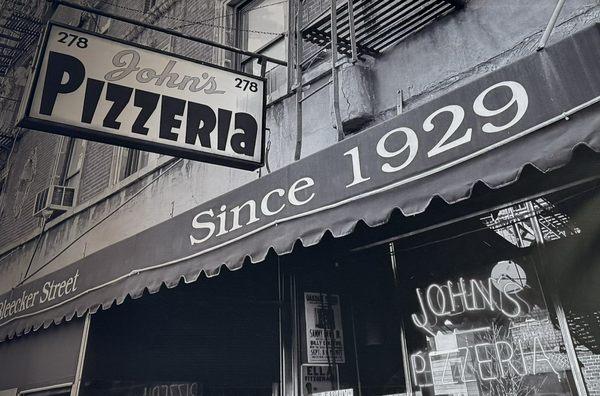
[0,0,48,171]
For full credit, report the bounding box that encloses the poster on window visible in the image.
[301,364,337,395]
[304,292,345,364]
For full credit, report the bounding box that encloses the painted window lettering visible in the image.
[344,81,529,187]
[39,51,258,157]
[142,383,198,396]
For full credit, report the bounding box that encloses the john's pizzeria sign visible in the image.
[18,23,265,170]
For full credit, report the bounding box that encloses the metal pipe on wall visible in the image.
[537,0,567,50]
[330,0,344,141]
[295,0,304,161]
[347,0,358,63]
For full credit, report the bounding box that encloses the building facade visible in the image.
[1,0,600,395]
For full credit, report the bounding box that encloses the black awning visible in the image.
[1,24,600,341]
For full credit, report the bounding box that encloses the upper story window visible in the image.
[60,138,85,188]
[113,148,149,183]
[238,0,288,100]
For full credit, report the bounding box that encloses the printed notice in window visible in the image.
[304,292,345,364]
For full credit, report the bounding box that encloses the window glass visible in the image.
[81,264,280,396]
[116,148,148,182]
[64,139,84,186]
[403,254,575,395]
[294,247,404,396]
[291,184,600,396]
[240,0,286,52]
[239,0,288,99]
[530,183,600,395]
[396,185,600,396]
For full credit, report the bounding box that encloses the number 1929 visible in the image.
[344,81,529,187]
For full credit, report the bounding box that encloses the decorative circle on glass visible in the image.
[490,260,527,294]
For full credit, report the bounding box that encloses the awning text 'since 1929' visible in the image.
[2,24,600,340]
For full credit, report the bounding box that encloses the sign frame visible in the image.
[17,21,267,171]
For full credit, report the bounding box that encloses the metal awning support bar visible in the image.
[331,0,344,140]
[53,0,287,67]
[295,0,304,161]
[538,0,567,50]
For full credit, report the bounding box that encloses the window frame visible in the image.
[60,138,85,188]
[232,0,290,101]
[236,0,288,55]
[18,383,72,395]
[240,32,286,71]
[111,147,150,185]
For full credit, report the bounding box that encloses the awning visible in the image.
[1,24,600,341]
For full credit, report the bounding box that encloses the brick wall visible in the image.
[301,0,330,65]
[0,132,60,248]
[303,0,328,26]
[177,0,218,62]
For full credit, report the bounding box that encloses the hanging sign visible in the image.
[304,292,345,364]
[17,22,265,170]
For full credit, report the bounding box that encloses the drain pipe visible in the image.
[331,0,344,140]
[537,0,567,50]
[294,0,304,160]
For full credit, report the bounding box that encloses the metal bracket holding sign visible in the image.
[17,22,266,171]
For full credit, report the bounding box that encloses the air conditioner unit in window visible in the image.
[33,185,76,217]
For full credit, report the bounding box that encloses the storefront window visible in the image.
[80,263,281,396]
[403,255,574,395]
[292,182,600,396]
[293,247,405,396]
